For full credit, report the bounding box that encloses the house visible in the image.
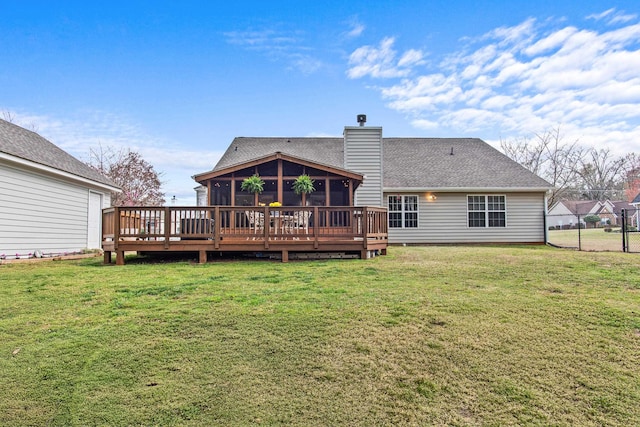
[0,119,119,259]
[632,194,640,228]
[547,199,638,229]
[547,200,605,228]
[193,117,551,245]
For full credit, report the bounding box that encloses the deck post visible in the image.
[264,207,270,249]
[362,207,369,249]
[113,206,120,251]
[281,250,288,263]
[313,207,319,249]
[199,250,207,264]
[103,251,112,264]
[116,250,125,265]
[164,207,171,249]
[214,207,220,249]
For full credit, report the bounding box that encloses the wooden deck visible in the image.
[102,206,388,264]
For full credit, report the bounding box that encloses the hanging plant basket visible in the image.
[241,174,265,194]
[292,174,315,195]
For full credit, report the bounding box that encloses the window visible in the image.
[468,195,506,227]
[388,195,418,228]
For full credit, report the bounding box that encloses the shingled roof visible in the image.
[210,136,551,190]
[0,118,118,188]
[213,137,346,172]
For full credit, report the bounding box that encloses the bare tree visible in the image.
[1,110,38,132]
[501,126,584,207]
[88,145,165,206]
[575,148,629,201]
[1,110,16,123]
[622,153,640,202]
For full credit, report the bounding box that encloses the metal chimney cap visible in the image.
[357,114,367,126]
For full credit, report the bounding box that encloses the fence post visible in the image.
[577,213,581,251]
[621,209,627,253]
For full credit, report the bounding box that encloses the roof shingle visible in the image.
[209,136,551,190]
[0,118,117,188]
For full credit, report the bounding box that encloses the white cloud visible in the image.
[349,14,640,156]
[223,29,301,49]
[482,17,536,48]
[6,110,220,205]
[224,27,324,75]
[524,26,578,56]
[587,8,637,25]
[344,17,365,38]
[397,49,425,67]
[347,37,425,79]
[411,118,438,130]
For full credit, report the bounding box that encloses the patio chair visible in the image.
[291,210,311,235]
[245,210,264,233]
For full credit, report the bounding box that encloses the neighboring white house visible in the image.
[547,200,602,228]
[194,117,552,245]
[631,194,640,228]
[548,199,633,228]
[0,119,120,259]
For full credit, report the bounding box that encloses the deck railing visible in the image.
[103,206,388,245]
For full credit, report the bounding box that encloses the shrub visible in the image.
[583,214,601,227]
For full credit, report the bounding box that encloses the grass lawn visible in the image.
[1,246,639,426]
[547,228,626,252]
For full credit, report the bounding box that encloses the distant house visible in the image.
[548,199,635,228]
[193,117,551,245]
[0,119,119,259]
[627,195,640,228]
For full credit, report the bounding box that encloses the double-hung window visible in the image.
[388,195,418,228]
[467,195,506,228]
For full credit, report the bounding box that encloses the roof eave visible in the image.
[194,152,363,183]
[383,186,551,193]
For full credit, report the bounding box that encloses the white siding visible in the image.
[547,203,578,227]
[87,192,103,249]
[0,161,109,256]
[386,192,546,244]
[344,126,383,207]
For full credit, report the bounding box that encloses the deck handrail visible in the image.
[103,205,388,248]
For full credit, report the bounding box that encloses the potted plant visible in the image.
[241,174,264,205]
[292,174,315,204]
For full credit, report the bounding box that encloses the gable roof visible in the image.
[212,137,345,172]
[0,118,118,189]
[632,193,640,205]
[556,200,601,215]
[206,136,551,191]
[610,200,631,211]
[194,150,363,183]
[383,138,550,190]
[553,199,636,216]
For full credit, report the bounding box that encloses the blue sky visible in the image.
[2,1,640,204]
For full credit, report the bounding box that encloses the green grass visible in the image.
[1,246,639,426]
[548,228,626,251]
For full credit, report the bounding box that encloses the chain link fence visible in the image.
[546,208,639,252]
[621,208,640,253]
